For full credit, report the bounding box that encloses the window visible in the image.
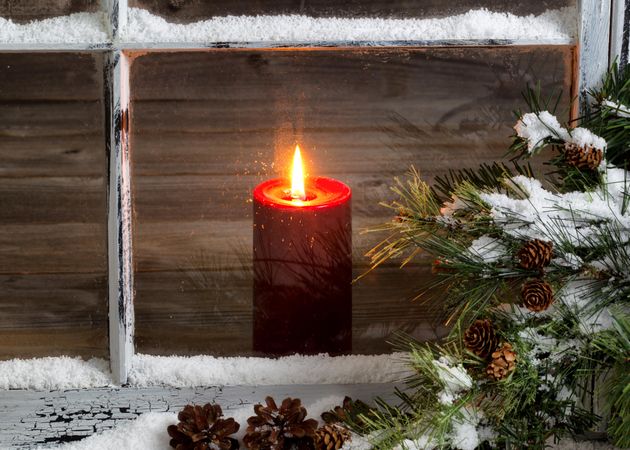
[0,0,626,408]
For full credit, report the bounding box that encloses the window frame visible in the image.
[0,0,627,385]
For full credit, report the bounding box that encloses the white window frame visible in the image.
[0,2,628,445]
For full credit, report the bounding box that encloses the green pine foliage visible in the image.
[349,64,630,449]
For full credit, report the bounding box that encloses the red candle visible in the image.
[253,145,352,355]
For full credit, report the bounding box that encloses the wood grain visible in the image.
[129,0,574,23]
[0,53,107,359]
[0,0,98,23]
[130,46,574,355]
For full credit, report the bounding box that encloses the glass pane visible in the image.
[129,0,575,22]
[0,53,107,359]
[0,0,99,22]
[130,46,573,356]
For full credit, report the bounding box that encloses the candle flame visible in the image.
[290,144,306,200]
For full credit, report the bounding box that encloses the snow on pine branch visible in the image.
[601,99,630,118]
[121,7,576,44]
[514,111,607,154]
[479,170,630,245]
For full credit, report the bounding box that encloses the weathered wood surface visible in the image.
[130,46,574,355]
[577,0,612,110]
[0,0,99,23]
[105,51,134,384]
[0,383,399,448]
[0,53,108,359]
[129,0,574,23]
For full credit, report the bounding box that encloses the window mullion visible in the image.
[105,49,134,385]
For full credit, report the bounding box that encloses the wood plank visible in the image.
[129,0,574,23]
[0,223,106,274]
[134,263,443,356]
[0,102,103,138]
[0,135,105,178]
[133,217,406,272]
[0,53,103,101]
[0,0,99,23]
[0,177,104,223]
[0,384,399,448]
[0,52,108,359]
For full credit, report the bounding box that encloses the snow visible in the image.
[567,127,608,150]
[0,357,111,390]
[432,356,472,406]
[467,235,507,263]
[602,99,630,118]
[0,12,108,45]
[121,7,576,44]
[39,396,348,450]
[0,353,405,390]
[449,406,483,450]
[515,111,569,152]
[0,5,575,46]
[480,172,630,245]
[129,352,407,387]
[514,111,606,153]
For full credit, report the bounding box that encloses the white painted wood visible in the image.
[577,0,613,110]
[106,50,134,385]
[0,38,574,52]
[103,0,128,40]
[610,0,630,68]
[0,383,398,448]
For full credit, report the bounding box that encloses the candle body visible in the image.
[253,177,352,355]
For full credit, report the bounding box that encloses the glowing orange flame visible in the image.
[290,144,306,200]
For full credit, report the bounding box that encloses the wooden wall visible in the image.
[130,45,574,356]
[0,53,108,359]
[129,0,575,23]
[0,0,98,22]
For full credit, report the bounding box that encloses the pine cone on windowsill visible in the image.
[168,403,240,450]
[243,396,318,450]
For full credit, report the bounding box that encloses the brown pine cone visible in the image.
[320,397,375,433]
[244,396,318,450]
[168,404,240,450]
[521,279,554,312]
[563,143,603,171]
[315,424,351,450]
[464,319,498,359]
[517,239,553,270]
[486,343,517,380]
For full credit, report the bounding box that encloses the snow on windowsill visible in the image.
[0,7,576,47]
[0,353,406,390]
[121,7,576,44]
[36,408,618,450]
[0,12,109,45]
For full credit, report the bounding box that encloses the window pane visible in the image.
[129,0,574,22]
[130,46,573,356]
[0,53,107,359]
[0,0,99,22]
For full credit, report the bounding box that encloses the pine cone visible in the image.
[244,396,318,450]
[563,143,603,171]
[521,279,554,312]
[315,424,351,450]
[517,239,553,270]
[320,397,374,433]
[486,343,517,380]
[168,404,240,450]
[464,319,498,359]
